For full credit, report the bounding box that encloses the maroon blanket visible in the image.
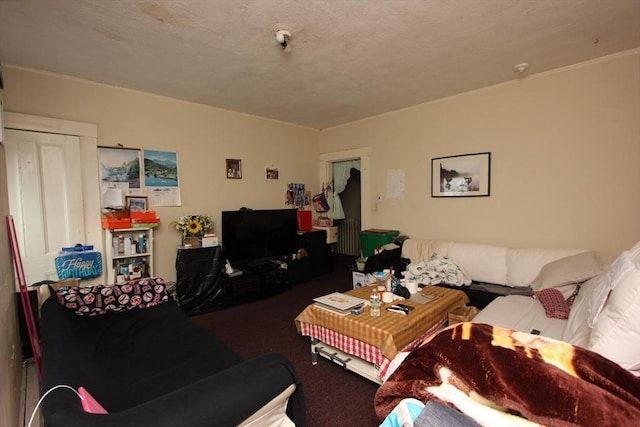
[375,323,640,426]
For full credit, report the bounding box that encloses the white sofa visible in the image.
[401,238,596,289]
[400,238,640,376]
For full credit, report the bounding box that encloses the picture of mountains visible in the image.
[144,150,178,187]
[98,147,141,188]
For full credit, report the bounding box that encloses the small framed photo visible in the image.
[125,196,148,212]
[265,166,279,180]
[431,152,491,197]
[226,159,242,179]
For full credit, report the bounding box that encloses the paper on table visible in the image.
[409,292,439,305]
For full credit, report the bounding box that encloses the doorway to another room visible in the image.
[332,162,361,257]
[320,147,371,259]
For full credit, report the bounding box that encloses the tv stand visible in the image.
[235,258,279,273]
[224,258,290,306]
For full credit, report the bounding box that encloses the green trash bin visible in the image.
[359,229,400,257]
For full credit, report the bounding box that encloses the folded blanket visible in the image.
[375,323,640,426]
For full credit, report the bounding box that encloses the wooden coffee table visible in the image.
[295,285,469,383]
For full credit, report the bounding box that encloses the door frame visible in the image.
[4,112,103,284]
[320,147,371,230]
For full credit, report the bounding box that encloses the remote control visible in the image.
[386,305,410,315]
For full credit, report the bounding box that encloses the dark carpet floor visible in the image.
[192,254,381,427]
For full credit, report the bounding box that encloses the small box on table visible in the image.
[352,270,368,289]
[202,234,219,247]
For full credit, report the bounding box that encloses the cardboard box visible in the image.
[352,270,368,289]
[101,218,131,229]
[130,210,158,221]
[312,226,338,244]
[202,234,219,247]
[313,217,333,227]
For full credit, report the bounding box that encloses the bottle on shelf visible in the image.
[370,288,380,317]
[136,234,147,253]
[105,227,154,284]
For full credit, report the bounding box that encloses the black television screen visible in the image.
[222,209,298,264]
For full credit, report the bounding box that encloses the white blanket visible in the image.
[404,256,471,287]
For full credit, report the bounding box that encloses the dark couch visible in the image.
[39,289,305,426]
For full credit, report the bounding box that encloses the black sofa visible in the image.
[39,283,305,426]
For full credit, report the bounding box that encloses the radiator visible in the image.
[337,219,361,256]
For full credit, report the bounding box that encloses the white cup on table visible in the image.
[405,280,419,294]
[382,291,394,303]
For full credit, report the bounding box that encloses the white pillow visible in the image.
[562,273,605,347]
[506,248,587,287]
[587,251,632,327]
[448,242,508,285]
[530,251,603,298]
[588,252,640,375]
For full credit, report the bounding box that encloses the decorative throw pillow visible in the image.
[530,251,602,299]
[55,277,168,316]
[562,272,607,348]
[588,251,640,374]
[534,288,571,319]
[561,273,604,347]
[506,248,586,287]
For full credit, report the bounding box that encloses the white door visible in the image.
[4,129,85,286]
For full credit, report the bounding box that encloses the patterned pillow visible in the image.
[534,288,570,319]
[55,277,169,316]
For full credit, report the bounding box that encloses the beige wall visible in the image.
[2,66,321,284]
[319,50,640,259]
[1,49,639,422]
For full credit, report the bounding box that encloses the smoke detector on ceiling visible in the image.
[514,62,529,74]
[275,30,291,51]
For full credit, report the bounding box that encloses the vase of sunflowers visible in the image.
[170,214,213,247]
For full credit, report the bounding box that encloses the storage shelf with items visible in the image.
[104,227,154,284]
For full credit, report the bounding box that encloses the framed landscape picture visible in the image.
[431,152,491,197]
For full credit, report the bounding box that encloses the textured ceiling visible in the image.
[1,0,639,130]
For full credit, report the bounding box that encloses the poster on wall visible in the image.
[98,146,143,209]
[386,169,405,199]
[143,149,181,207]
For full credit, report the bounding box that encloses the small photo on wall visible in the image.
[265,167,279,180]
[226,159,242,179]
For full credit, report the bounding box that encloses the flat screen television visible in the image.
[222,209,298,264]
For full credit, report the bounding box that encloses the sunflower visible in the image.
[186,218,202,235]
[170,214,213,237]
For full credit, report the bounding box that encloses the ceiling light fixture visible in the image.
[275,29,291,50]
[514,62,529,74]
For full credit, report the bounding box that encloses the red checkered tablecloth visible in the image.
[295,285,468,362]
[300,317,447,380]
